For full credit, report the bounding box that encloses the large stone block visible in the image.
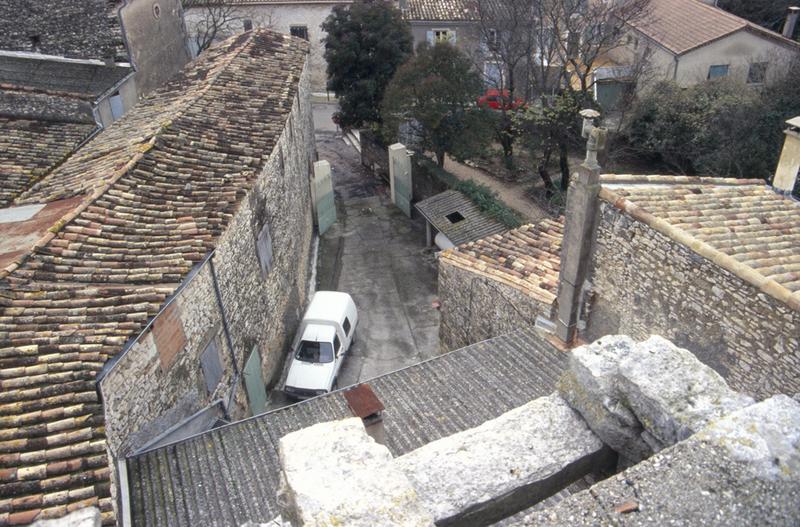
[515,396,800,527]
[559,335,753,463]
[394,393,611,526]
[277,418,434,527]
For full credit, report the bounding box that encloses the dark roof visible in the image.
[630,0,800,55]
[441,217,564,305]
[0,56,132,98]
[0,0,129,63]
[0,30,308,526]
[127,328,568,526]
[0,118,96,208]
[402,0,478,21]
[599,175,800,311]
[415,190,508,246]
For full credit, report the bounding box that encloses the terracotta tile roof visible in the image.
[0,0,129,63]
[441,217,564,305]
[0,118,96,208]
[415,190,508,246]
[0,29,308,526]
[402,0,478,21]
[631,0,800,55]
[599,175,800,311]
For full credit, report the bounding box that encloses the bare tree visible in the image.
[473,0,651,188]
[185,0,273,55]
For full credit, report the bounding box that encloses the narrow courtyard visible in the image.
[267,103,440,409]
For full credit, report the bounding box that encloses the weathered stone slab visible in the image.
[560,335,753,463]
[617,335,754,447]
[558,335,652,463]
[394,393,611,527]
[277,418,434,527]
[514,396,800,527]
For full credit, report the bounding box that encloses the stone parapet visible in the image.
[395,393,612,526]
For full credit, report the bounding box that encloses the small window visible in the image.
[109,91,124,120]
[343,317,351,336]
[446,211,465,223]
[747,62,768,84]
[333,335,341,354]
[243,19,253,32]
[255,222,274,278]
[707,64,729,79]
[290,25,309,40]
[200,339,224,395]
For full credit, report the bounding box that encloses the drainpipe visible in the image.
[209,255,241,418]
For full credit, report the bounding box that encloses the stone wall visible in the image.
[438,259,554,352]
[99,61,316,460]
[586,200,800,399]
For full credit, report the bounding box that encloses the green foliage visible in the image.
[381,42,491,166]
[415,157,523,228]
[717,0,798,36]
[626,68,800,180]
[322,1,413,129]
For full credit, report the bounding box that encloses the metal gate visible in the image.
[243,347,268,416]
[389,143,412,217]
[313,160,337,235]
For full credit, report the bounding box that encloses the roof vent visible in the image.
[446,211,465,223]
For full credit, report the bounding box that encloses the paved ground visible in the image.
[267,103,440,408]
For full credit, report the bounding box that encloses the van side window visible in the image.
[343,317,351,336]
[334,335,341,354]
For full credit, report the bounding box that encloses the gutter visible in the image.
[209,254,242,417]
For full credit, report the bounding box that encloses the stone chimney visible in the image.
[783,7,800,39]
[773,116,800,194]
[554,111,607,344]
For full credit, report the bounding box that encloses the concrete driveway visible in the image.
[315,122,440,386]
[266,103,439,409]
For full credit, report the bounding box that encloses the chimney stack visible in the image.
[774,117,800,194]
[783,7,800,39]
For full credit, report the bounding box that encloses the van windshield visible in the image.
[296,340,334,363]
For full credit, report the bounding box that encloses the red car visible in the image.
[477,89,526,110]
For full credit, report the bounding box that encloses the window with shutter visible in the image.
[200,338,224,395]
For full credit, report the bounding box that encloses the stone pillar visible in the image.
[773,116,800,194]
[389,143,412,217]
[554,128,605,343]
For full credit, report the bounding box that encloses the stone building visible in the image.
[438,218,563,351]
[0,0,191,128]
[182,0,352,92]
[437,122,800,401]
[0,29,315,526]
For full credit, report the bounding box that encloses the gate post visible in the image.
[388,143,412,217]
[313,160,337,235]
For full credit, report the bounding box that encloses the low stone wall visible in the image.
[438,259,554,352]
[586,200,800,400]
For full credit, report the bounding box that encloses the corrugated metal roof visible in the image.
[127,328,567,526]
[415,189,508,246]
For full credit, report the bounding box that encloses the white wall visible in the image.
[184,3,344,91]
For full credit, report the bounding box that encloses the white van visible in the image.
[284,291,358,399]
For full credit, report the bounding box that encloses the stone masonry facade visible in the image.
[438,259,554,352]
[99,61,316,462]
[586,201,800,400]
